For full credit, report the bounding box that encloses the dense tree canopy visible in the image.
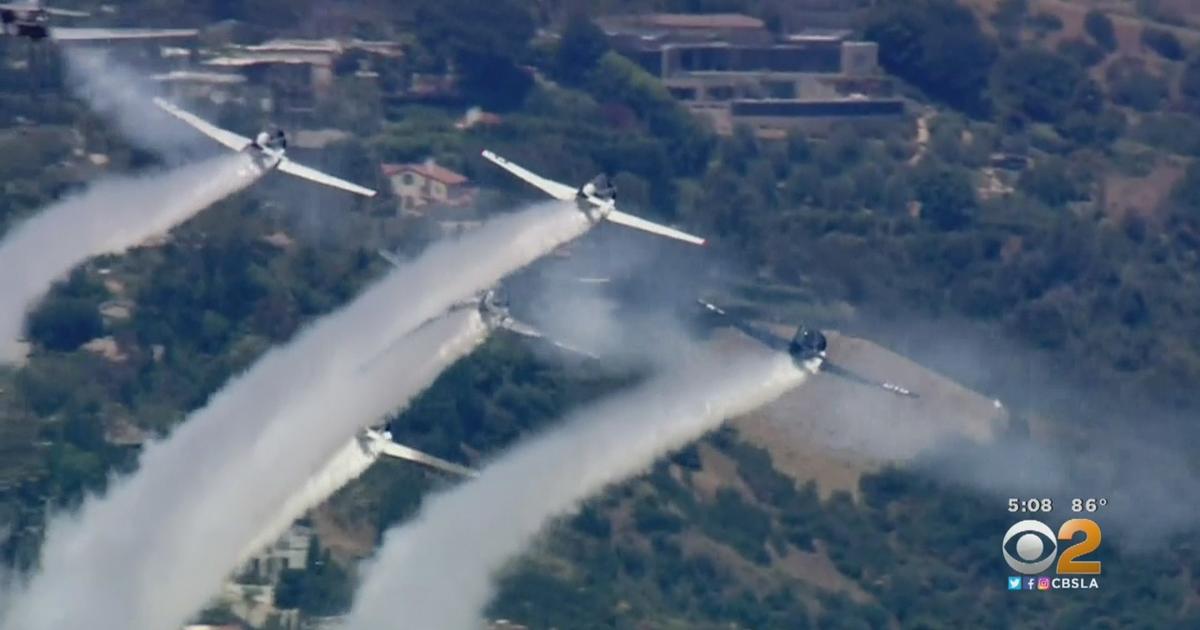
[554,13,610,84]
[864,0,997,115]
[413,0,536,110]
[913,165,976,230]
[1107,59,1168,112]
[1084,9,1118,51]
[1180,54,1200,112]
[991,49,1085,122]
[26,297,103,352]
[1141,27,1184,60]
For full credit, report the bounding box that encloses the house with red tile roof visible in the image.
[381,160,477,212]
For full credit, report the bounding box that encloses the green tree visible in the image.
[1028,11,1064,35]
[1019,156,1083,206]
[1057,108,1126,147]
[991,49,1085,122]
[1180,54,1200,112]
[864,0,997,114]
[26,297,103,352]
[1108,61,1168,112]
[585,53,714,176]
[1141,27,1184,60]
[1056,38,1105,67]
[914,165,976,230]
[1084,10,1118,51]
[1012,298,1069,349]
[991,0,1027,45]
[414,0,535,110]
[1171,161,1200,215]
[555,13,609,85]
[274,537,354,617]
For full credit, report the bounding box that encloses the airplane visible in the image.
[357,426,477,478]
[240,426,474,561]
[1,1,197,42]
[379,249,598,359]
[152,97,378,198]
[698,299,918,398]
[481,149,707,246]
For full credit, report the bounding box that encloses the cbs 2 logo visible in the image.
[1002,519,1102,575]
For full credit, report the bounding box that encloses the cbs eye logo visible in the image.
[1002,519,1102,575]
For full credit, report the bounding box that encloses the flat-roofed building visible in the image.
[597,12,772,47]
[238,523,312,584]
[590,12,892,135]
[693,97,905,134]
[152,70,247,104]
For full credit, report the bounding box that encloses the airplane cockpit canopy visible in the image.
[788,326,827,360]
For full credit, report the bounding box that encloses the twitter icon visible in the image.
[1008,576,1022,591]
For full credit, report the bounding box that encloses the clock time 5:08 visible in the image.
[1008,498,1053,513]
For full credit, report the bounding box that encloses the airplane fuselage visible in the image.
[575,193,614,222]
[788,326,827,363]
[241,129,287,172]
[1,7,49,39]
[355,428,391,459]
[242,145,285,172]
[576,176,618,222]
[476,289,517,332]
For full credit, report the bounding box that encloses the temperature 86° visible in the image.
[1071,498,1109,512]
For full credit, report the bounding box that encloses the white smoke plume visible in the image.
[236,311,486,565]
[0,310,486,630]
[239,435,379,563]
[0,154,260,361]
[344,348,810,630]
[62,48,212,159]
[0,202,589,630]
[0,568,12,622]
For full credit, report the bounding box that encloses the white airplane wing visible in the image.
[547,338,599,359]
[152,97,250,151]
[278,158,377,198]
[501,319,598,359]
[481,149,578,201]
[43,7,90,17]
[500,317,543,340]
[605,210,707,246]
[379,441,478,478]
[0,3,91,17]
[377,248,404,268]
[51,27,197,41]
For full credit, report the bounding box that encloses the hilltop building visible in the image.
[596,12,903,134]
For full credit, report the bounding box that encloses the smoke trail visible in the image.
[0,569,12,623]
[62,48,211,158]
[275,202,589,382]
[0,154,260,361]
[240,435,379,563]
[0,310,486,630]
[345,348,810,630]
[2,201,586,630]
[237,310,487,565]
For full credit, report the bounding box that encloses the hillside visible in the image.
[0,0,1199,627]
[737,331,1007,499]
